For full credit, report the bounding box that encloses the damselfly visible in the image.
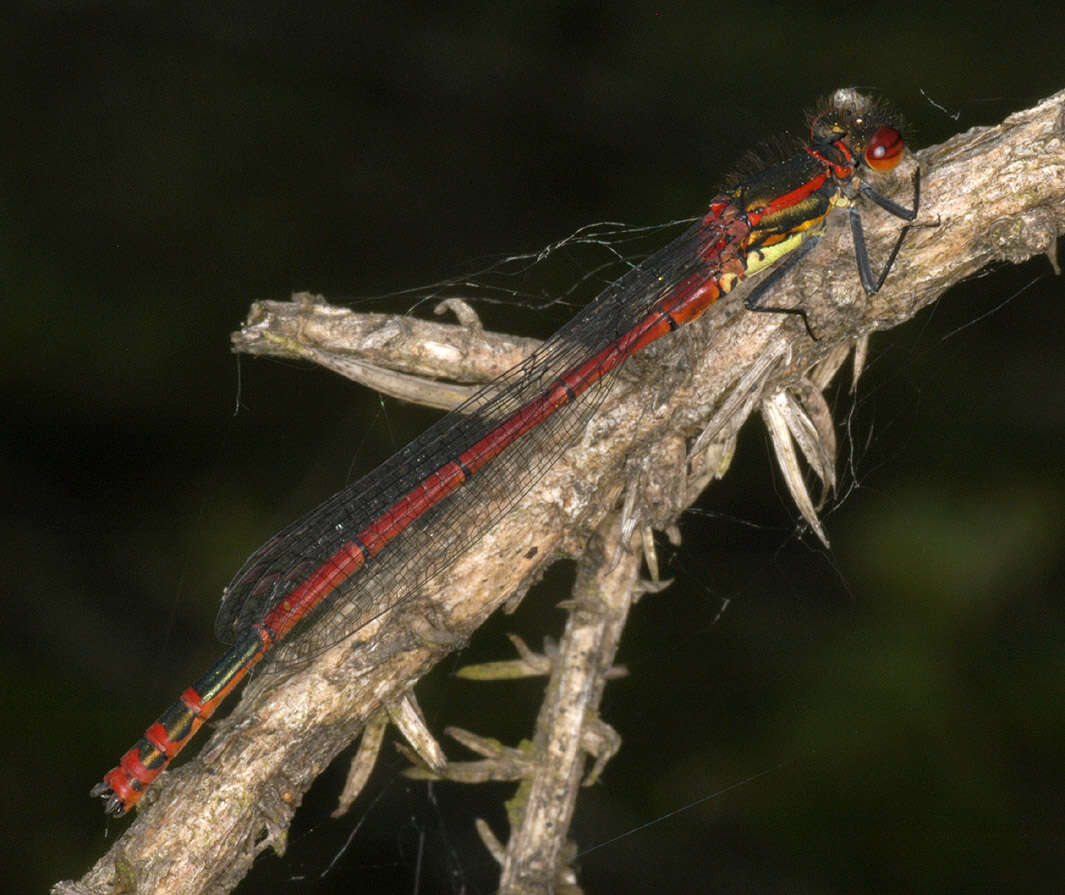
[94,87,921,816]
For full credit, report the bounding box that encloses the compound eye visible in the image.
[865,126,905,171]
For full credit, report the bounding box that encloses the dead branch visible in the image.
[58,88,1065,895]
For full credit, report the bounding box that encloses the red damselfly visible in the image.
[93,88,922,817]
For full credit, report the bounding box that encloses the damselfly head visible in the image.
[809,88,909,172]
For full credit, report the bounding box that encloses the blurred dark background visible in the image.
[6,3,1065,892]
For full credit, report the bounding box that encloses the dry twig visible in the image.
[58,88,1065,895]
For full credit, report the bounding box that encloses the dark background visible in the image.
[6,3,1065,892]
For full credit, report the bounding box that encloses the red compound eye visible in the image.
[864,126,905,171]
